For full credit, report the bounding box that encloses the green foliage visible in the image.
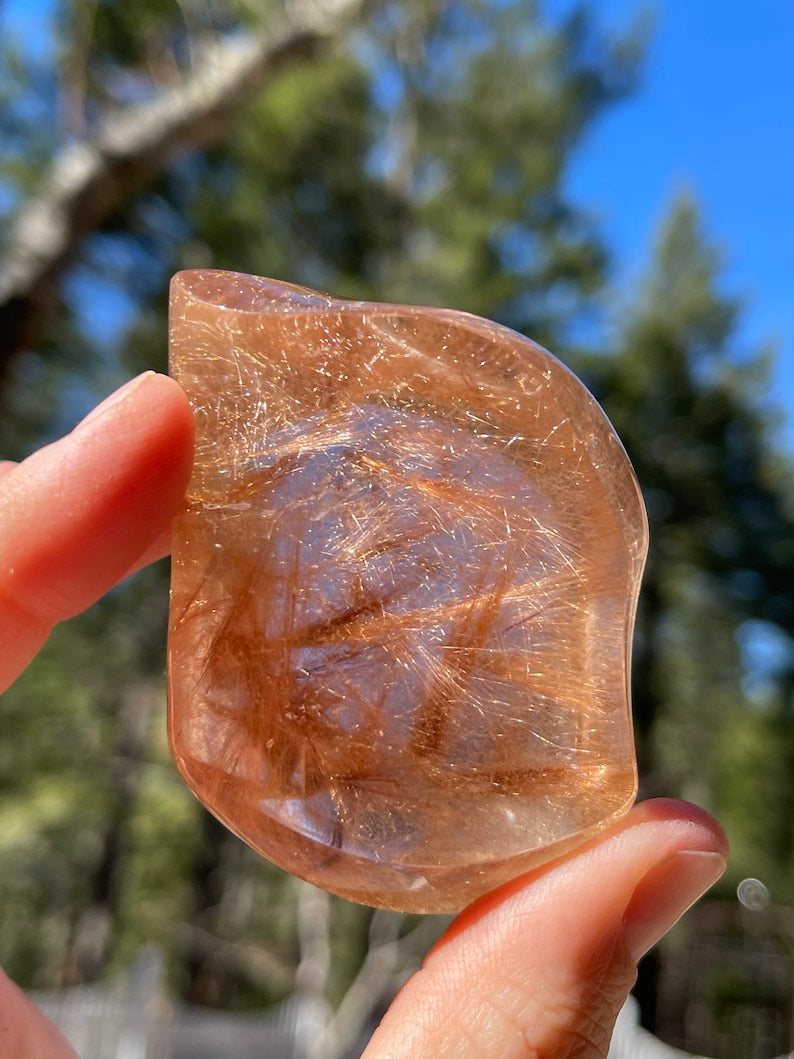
[588,194,794,887]
[190,54,408,293]
[2,0,794,1042]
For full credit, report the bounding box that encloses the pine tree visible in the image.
[590,194,794,892]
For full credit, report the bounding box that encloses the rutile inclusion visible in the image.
[167,270,648,913]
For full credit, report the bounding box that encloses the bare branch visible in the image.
[178,922,296,994]
[294,881,334,1057]
[0,0,368,374]
[312,911,446,1059]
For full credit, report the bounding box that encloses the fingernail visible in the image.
[78,371,156,430]
[623,850,726,961]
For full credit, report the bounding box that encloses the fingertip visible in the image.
[50,370,196,610]
[432,798,728,975]
[365,800,728,1059]
[78,371,194,489]
[618,798,729,858]
[433,799,728,955]
[0,371,195,691]
[623,847,726,961]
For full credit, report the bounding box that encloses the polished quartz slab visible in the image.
[167,270,648,913]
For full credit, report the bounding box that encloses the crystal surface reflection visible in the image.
[167,270,648,913]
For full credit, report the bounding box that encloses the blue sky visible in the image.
[548,0,794,446]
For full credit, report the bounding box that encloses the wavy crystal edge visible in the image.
[167,269,649,913]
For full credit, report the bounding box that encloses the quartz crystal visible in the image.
[167,270,648,913]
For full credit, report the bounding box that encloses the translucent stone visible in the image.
[167,270,648,913]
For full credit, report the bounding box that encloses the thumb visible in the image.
[0,969,78,1057]
[364,799,727,1059]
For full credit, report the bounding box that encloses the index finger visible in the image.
[0,371,194,692]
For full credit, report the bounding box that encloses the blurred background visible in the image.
[1,1,793,1056]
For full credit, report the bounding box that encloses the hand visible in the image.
[0,373,727,1058]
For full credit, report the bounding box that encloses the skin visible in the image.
[0,372,728,1058]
